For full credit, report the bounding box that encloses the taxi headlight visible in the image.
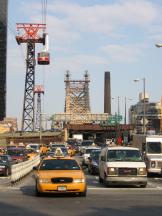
[38,178,51,183]
[107,167,118,175]
[73,178,85,183]
[138,168,147,175]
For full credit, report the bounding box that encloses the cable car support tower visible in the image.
[34,85,44,131]
[16,23,46,132]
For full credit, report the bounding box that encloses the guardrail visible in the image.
[11,155,40,183]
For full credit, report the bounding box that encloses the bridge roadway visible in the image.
[0,156,162,216]
[0,131,64,144]
[0,124,132,145]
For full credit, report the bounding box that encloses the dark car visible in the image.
[0,155,13,176]
[7,147,28,163]
[88,149,101,175]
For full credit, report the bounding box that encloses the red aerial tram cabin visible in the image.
[37,51,50,65]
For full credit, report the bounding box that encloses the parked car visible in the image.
[88,149,101,175]
[0,155,13,176]
[7,147,28,163]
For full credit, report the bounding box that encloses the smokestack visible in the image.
[104,71,111,114]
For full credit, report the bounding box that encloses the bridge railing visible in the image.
[11,155,40,183]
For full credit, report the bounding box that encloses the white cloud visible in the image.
[46,0,161,34]
[18,0,162,40]
[53,54,108,72]
[101,44,145,63]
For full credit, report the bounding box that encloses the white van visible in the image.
[99,146,147,187]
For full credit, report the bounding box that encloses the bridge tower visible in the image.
[16,23,46,131]
[64,71,91,123]
[34,85,44,131]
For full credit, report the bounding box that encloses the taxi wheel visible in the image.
[103,174,109,187]
[5,169,9,176]
[35,185,42,196]
[98,174,103,184]
[79,190,87,197]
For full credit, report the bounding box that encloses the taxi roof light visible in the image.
[53,147,65,158]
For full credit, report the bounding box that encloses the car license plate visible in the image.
[57,186,67,191]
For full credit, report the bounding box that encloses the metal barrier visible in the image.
[11,155,40,183]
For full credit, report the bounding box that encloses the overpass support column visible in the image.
[64,128,69,142]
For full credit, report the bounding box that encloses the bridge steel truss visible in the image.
[64,71,91,123]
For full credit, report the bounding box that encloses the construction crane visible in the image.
[16,23,46,132]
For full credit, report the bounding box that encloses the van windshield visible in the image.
[147,142,162,154]
[107,150,143,162]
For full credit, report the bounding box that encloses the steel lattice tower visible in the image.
[64,71,90,122]
[34,85,44,131]
[16,23,46,131]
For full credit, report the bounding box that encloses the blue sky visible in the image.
[6,0,162,127]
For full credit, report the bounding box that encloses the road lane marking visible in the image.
[87,187,162,191]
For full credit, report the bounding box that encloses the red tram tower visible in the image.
[34,85,44,131]
[16,23,46,132]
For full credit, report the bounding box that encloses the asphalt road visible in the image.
[0,155,162,216]
[0,170,162,216]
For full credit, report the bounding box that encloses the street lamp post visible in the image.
[124,97,132,125]
[112,96,121,143]
[112,97,120,117]
[134,78,146,135]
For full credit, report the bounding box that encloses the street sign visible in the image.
[100,115,123,126]
[140,118,148,125]
[107,115,123,125]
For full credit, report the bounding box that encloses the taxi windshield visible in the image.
[39,159,80,170]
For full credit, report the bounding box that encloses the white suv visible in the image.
[99,146,147,187]
[82,147,100,166]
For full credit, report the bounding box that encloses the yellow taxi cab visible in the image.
[40,144,48,155]
[67,145,76,157]
[0,148,6,155]
[34,148,87,196]
[26,148,38,160]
